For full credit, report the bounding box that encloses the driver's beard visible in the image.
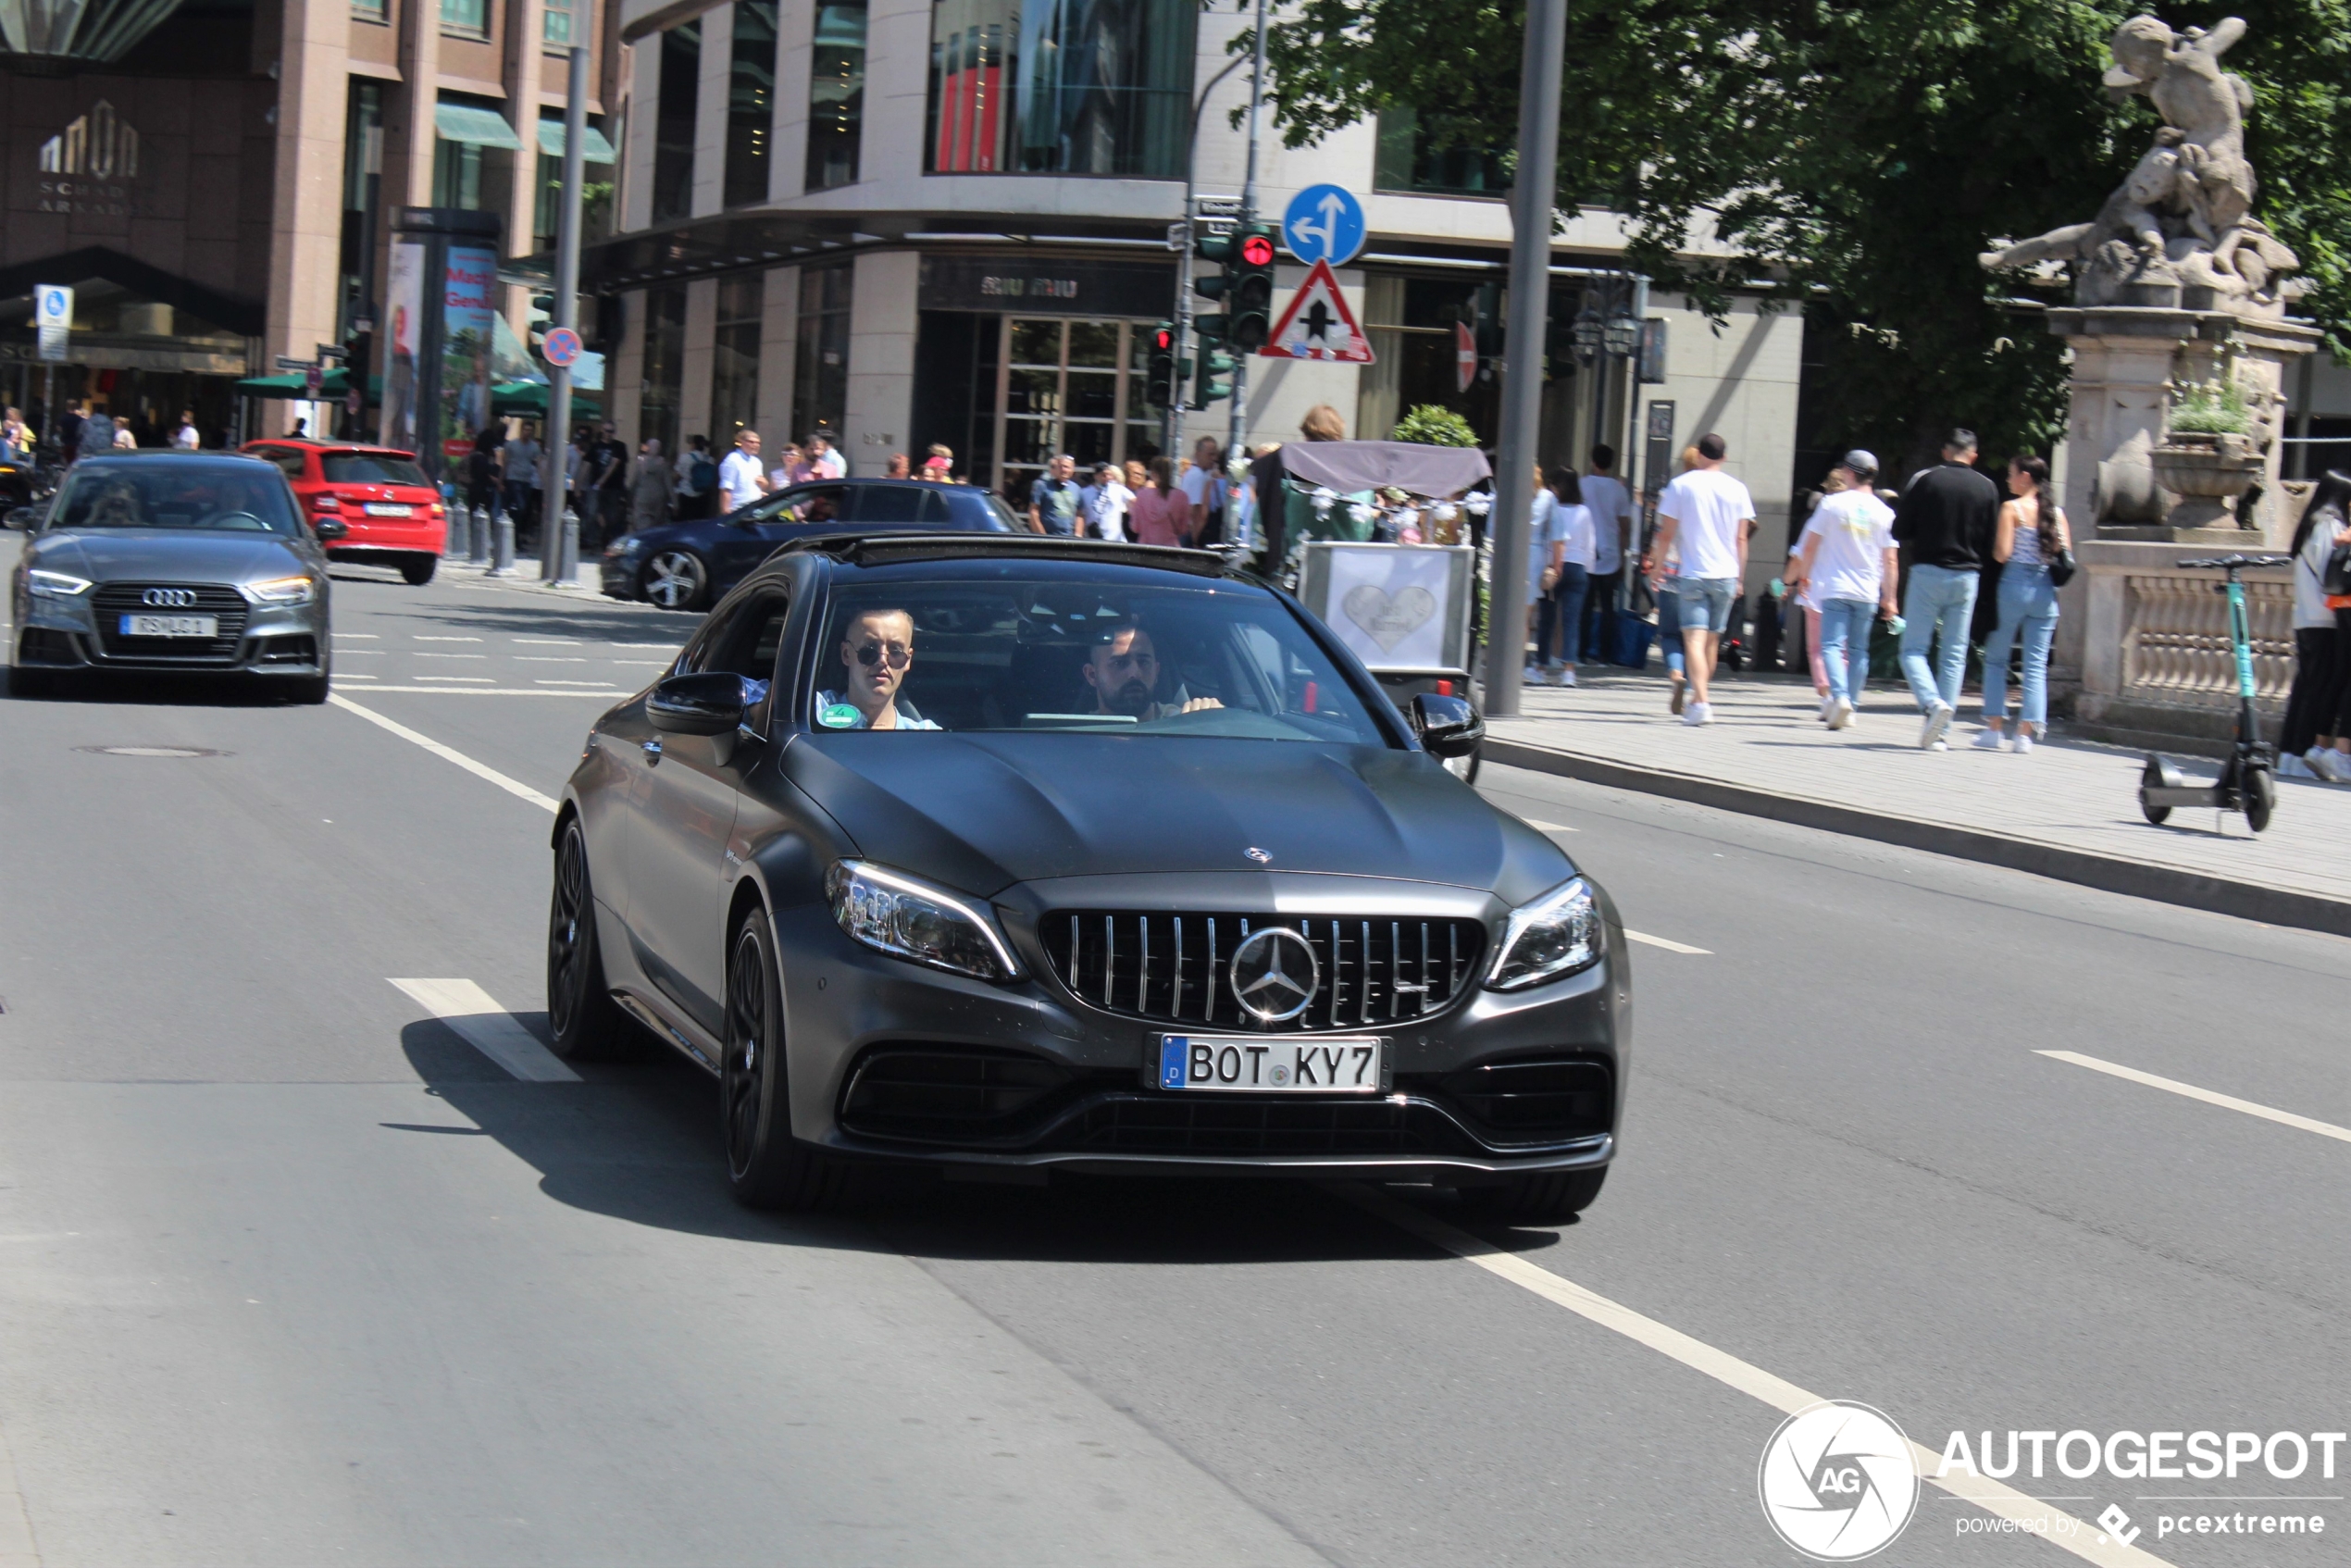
[1107,678,1153,716]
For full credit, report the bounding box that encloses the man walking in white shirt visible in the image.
[719,429,772,515]
[1643,432,1755,727]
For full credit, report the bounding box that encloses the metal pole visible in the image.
[1171,54,1249,460]
[1481,0,1566,718]
[1226,0,1270,469]
[544,44,590,579]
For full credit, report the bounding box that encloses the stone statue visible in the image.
[1981,15,2297,313]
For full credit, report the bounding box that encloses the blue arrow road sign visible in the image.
[1281,184,1366,268]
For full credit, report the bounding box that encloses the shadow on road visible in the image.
[399,1019,1570,1266]
[5,666,324,705]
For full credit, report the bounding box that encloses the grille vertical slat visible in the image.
[1041,911,1485,1033]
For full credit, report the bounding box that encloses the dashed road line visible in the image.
[535,678,613,687]
[1625,931,1710,955]
[512,638,582,645]
[415,635,483,642]
[2039,1051,2351,1145]
[415,652,488,659]
[1337,1183,2175,1567]
[335,684,621,696]
[517,655,590,663]
[333,632,380,640]
[1524,818,1579,833]
[328,693,560,809]
[388,978,578,1082]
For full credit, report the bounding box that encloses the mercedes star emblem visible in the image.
[1228,927,1319,1023]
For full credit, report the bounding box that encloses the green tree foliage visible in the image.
[1390,404,1482,445]
[1262,1,2351,475]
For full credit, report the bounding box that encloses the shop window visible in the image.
[727,0,779,205]
[1373,107,1510,197]
[712,273,765,442]
[989,317,1152,496]
[926,0,1191,177]
[794,263,852,442]
[641,285,689,456]
[806,0,866,190]
[653,20,702,223]
[353,0,387,20]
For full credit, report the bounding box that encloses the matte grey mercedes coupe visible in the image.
[549,534,1629,1221]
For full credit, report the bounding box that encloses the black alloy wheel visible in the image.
[722,908,850,1210]
[1459,1165,1607,1226]
[547,820,638,1059]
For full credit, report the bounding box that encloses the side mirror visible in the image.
[5,506,37,531]
[648,671,750,735]
[1411,692,1485,759]
[313,518,349,541]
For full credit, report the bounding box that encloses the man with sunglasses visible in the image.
[814,608,941,730]
[1080,622,1222,721]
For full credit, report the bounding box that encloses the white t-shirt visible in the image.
[2295,510,2344,628]
[1579,474,1632,573]
[1658,467,1754,581]
[1797,490,1897,605]
[718,448,765,512]
[1554,501,1596,573]
[1524,491,1561,604]
[1082,480,1132,541]
[1179,465,1225,513]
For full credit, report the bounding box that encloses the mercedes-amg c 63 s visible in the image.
[548,534,1629,1221]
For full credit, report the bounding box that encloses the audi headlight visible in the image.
[241,575,317,605]
[1486,877,1602,990]
[826,860,1021,981]
[27,568,92,598]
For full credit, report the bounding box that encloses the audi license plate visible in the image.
[1159,1035,1385,1092]
[363,502,413,516]
[119,614,218,639]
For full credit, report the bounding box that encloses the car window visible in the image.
[845,484,948,526]
[50,462,304,536]
[749,484,849,527]
[253,448,306,480]
[954,490,1022,532]
[689,590,791,733]
[805,560,1384,743]
[323,452,430,486]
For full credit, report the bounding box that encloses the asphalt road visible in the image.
[2,546,2346,1567]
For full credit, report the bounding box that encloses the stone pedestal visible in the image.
[2046,305,2320,547]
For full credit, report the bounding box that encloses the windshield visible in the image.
[323,453,430,486]
[48,460,304,536]
[808,560,1388,743]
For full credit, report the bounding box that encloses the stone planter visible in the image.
[2149,429,2263,529]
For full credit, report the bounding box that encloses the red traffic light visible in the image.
[1152,328,1174,350]
[1240,234,1275,268]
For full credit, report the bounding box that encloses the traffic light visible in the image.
[1228,224,1278,351]
[1190,227,1238,406]
[1193,342,1234,408]
[1145,321,1177,408]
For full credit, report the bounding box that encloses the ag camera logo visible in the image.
[1759,1401,1921,1561]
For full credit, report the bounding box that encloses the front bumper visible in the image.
[775,878,1630,1182]
[14,589,328,676]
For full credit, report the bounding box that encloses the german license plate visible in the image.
[119,614,218,638]
[364,503,413,516]
[1158,1035,1385,1092]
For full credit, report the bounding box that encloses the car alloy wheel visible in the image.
[546,822,635,1058]
[641,550,708,611]
[721,909,847,1210]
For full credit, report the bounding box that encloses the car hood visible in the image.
[782,733,1572,902]
[31,529,316,583]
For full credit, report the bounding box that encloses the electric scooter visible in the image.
[2137,553,2290,833]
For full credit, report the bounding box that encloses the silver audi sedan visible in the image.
[8,452,333,702]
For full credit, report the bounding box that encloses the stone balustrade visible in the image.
[2059,539,2296,752]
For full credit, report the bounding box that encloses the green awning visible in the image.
[491,380,602,418]
[234,368,350,398]
[436,102,525,150]
[536,120,617,162]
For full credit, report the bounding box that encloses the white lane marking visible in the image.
[516,655,590,663]
[425,675,495,682]
[335,673,379,680]
[2039,1051,2351,1145]
[1337,1184,2178,1568]
[328,694,560,810]
[1625,930,1710,955]
[1524,818,1579,833]
[336,648,386,655]
[334,684,622,696]
[617,642,684,651]
[611,659,674,666]
[512,638,582,645]
[333,632,380,640]
[415,652,488,660]
[388,978,579,1083]
[535,678,613,687]
[415,635,483,642]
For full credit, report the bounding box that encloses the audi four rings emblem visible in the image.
[141,588,199,607]
[1228,927,1319,1023]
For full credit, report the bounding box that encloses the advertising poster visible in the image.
[441,241,498,460]
[379,240,425,454]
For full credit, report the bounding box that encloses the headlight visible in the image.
[825,860,1022,981]
[27,568,92,598]
[608,535,646,559]
[1486,877,1602,990]
[241,575,317,605]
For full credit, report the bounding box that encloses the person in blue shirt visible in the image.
[1027,454,1081,535]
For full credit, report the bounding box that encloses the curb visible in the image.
[1481,737,2351,940]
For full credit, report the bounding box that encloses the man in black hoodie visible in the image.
[1892,429,2000,749]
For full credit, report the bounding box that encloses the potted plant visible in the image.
[2152,376,2263,523]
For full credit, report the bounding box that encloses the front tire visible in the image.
[1458,1165,1607,1226]
[2138,758,2171,826]
[641,550,711,612]
[401,554,439,586]
[2243,765,2275,832]
[723,908,850,1210]
[547,820,640,1059]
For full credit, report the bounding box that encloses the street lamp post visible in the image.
[542,44,589,584]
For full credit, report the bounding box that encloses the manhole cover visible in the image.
[76,745,227,759]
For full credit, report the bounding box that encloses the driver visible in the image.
[814,607,941,730]
[1080,622,1223,721]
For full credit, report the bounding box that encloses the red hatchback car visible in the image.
[243,439,447,584]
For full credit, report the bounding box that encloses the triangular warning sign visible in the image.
[1258,258,1375,363]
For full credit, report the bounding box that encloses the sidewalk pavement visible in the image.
[1480,666,2351,939]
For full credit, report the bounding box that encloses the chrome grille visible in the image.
[91,582,249,662]
[1040,912,1485,1033]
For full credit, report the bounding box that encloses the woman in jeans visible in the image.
[1542,467,1594,687]
[1976,454,2071,754]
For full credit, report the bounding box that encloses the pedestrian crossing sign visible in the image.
[1258,259,1375,364]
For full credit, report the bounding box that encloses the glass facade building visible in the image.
[926,0,1191,176]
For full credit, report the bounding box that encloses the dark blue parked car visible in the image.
[602,478,1019,609]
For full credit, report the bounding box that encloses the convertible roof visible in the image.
[778,532,1236,578]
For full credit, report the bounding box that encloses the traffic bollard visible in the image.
[554,505,581,588]
[469,504,491,566]
[490,508,516,575]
